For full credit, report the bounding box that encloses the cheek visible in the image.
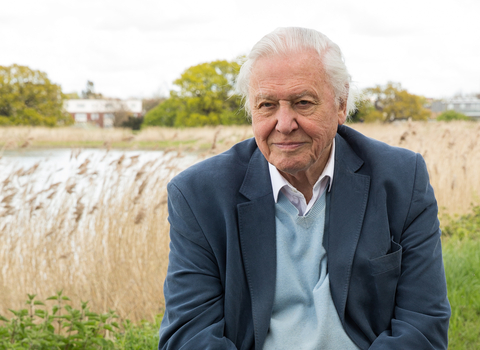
[252,117,275,140]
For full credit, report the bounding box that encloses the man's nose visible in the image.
[275,103,298,134]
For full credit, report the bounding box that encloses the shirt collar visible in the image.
[268,138,336,203]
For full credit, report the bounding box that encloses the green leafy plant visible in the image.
[441,205,480,240]
[0,291,119,349]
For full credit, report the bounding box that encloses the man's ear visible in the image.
[338,84,349,125]
[337,96,348,125]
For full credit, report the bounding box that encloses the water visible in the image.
[0,148,197,224]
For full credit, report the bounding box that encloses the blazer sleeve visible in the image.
[158,182,238,350]
[369,154,450,349]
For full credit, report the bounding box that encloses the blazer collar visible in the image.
[325,129,370,322]
[239,146,272,200]
[238,146,277,349]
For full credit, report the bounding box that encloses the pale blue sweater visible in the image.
[263,191,360,350]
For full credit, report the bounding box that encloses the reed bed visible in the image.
[0,121,479,325]
[0,149,197,323]
[350,121,480,215]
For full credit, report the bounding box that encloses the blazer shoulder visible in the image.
[169,137,258,194]
[337,124,418,171]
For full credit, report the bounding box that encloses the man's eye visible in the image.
[260,102,274,108]
[298,100,311,106]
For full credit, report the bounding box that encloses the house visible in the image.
[64,99,143,127]
[431,96,480,119]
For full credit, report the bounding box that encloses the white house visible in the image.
[64,99,143,127]
[431,96,480,119]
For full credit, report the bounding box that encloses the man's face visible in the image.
[249,50,347,181]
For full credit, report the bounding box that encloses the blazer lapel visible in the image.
[238,148,276,349]
[325,132,370,322]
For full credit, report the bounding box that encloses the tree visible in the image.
[144,59,247,127]
[349,98,383,123]
[0,64,73,126]
[142,97,166,113]
[358,82,430,123]
[81,80,103,99]
[437,110,469,121]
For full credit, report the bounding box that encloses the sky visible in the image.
[1,0,479,100]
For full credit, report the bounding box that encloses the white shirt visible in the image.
[268,139,335,216]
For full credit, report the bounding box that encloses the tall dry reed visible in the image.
[0,150,195,323]
[350,121,480,215]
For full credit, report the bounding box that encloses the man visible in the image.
[159,27,450,349]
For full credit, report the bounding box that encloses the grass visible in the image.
[441,207,480,349]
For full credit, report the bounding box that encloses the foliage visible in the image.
[0,65,73,127]
[142,97,166,113]
[441,205,480,240]
[0,291,118,349]
[0,292,162,349]
[113,318,161,350]
[441,205,480,349]
[443,238,480,349]
[81,81,103,99]
[143,96,182,127]
[144,59,247,127]
[357,82,430,123]
[437,110,470,122]
[64,92,80,99]
[121,116,144,131]
[349,97,383,123]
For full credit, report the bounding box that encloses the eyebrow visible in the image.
[254,91,314,103]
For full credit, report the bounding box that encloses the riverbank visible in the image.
[0,125,254,153]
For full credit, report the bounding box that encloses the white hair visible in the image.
[236,27,358,117]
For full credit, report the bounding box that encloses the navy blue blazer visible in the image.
[159,125,450,350]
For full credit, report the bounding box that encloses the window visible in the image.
[75,113,87,122]
[104,113,114,127]
[91,113,99,120]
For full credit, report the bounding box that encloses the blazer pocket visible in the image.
[366,240,403,333]
[369,240,402,276]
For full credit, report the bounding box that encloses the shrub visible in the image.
[437,110,470,121]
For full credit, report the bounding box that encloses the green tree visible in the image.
[359,82,430,123]
[0,64,73,126]
[81,80,104,99]
[144,59,247,127]
[437,110,470,121]
[142,97,166,113]
[349,98,383,123]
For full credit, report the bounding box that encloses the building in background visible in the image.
[64,99,142,127]
[431,96,480,119]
